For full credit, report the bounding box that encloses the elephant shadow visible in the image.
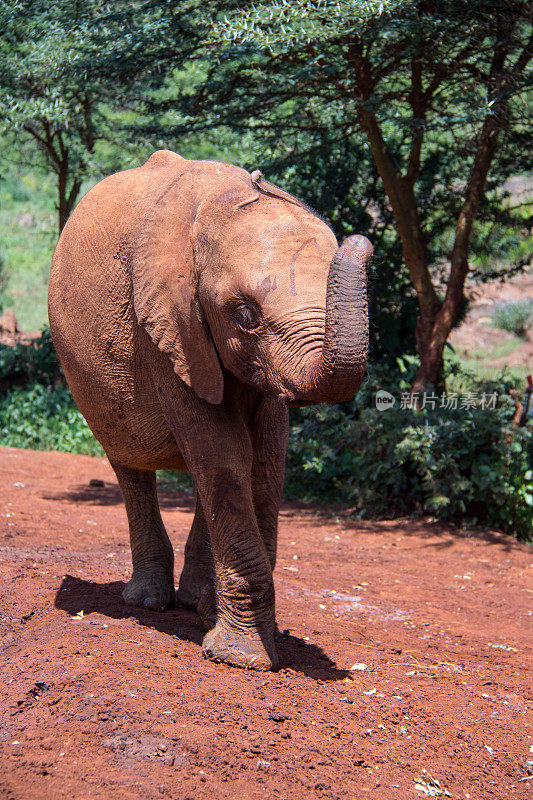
[42,482,195,510]
[54,575,349,682]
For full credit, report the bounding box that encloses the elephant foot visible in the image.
[175,576,199,609]
[202,620,279,671]
[177,566,216,624]
[197,584,217,630]
[122,568,175,611]
[177,576,217,630]
[176,559,206,608]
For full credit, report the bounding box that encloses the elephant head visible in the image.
[133,154,371,405]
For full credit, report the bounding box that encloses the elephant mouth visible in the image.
[277,389,298,403]
[276,389,328,407]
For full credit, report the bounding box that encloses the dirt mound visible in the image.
[0,309,40,347]
[0,447,531,799]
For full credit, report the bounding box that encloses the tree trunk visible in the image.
[348,24,531,392]
[411,119,502,392]
[410,19,532,391]
[348,41,444,389]
[58,164,69,233]
[57,162,81,233]
[356,104,444,389]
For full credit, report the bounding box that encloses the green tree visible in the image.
[165,0,532,388]
[0,1,104,231]
[0,0,138,232]
[0,0,219,232]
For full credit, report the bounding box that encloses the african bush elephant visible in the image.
[48,150,371,670]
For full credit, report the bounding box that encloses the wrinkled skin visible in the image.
[48,151,372,670]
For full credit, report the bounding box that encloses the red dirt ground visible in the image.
[0,446,531,800]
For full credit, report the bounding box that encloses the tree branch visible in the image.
[404,50,425,186]
[347,38,440,320]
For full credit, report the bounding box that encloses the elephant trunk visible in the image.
[300,235,372,403]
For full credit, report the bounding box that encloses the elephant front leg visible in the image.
[176,393,287,632]
[200,491,278,671]
[248,396,289,572]
[161,397,278,669]
[112,463,175,611]
[177,498,217,629]
[193,465,277,670]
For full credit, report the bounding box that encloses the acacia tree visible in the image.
[0,0,206,232]
[0,1,108,231]
[173,0,532,389]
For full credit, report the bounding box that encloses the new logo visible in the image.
[375,390,395,411]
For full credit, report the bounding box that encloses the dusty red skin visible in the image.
[0,446,532,799]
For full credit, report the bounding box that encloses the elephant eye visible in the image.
[233,304,260,331]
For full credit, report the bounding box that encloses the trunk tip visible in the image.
[342,234,373,262]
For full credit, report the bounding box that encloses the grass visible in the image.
[453,342,530,384]
[449,325,531,384]
[0,170,57,330]
[486,338,526,360]
[454,359,529,384]
[491,299,533,338]
[451,360,529,385]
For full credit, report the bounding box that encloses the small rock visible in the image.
[268,712,289,723]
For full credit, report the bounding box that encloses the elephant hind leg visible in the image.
[112,462,175,611]
[177,497,216,629]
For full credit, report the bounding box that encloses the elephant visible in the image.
[48,150,372,671]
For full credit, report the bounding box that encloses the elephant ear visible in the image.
[132,173,224,404]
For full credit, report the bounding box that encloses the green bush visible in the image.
[490,299,533,338]
[0,327,61,390]
[0,383,103,456]
[286,364,533,540]
[0,339,530,539]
